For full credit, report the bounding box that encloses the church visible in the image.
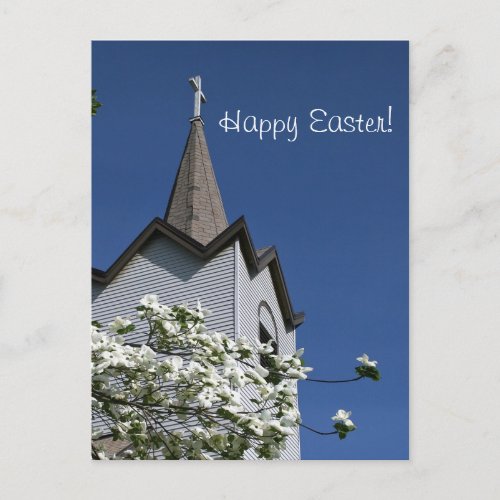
[92,77,305,459]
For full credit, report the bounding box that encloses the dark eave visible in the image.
[92,217,305,328]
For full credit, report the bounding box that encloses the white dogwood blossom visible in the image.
[91,296,317,460]
[332,410,354,427]
[356,353,378,368]
[108,316,132,334]
[354,353,381,382]
[332,409,352,423]
[331,409,356,439]
[92,295,377,459]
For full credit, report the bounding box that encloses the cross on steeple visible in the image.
[164,78,227,245]
[189,75,206,117]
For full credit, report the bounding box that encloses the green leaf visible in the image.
[92,89,102,116]
[334,422,356,434]
[355,365,381,381]
[91,320,102,328]
[117,324,136,335]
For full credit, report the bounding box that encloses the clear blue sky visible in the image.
[92,41,408,460]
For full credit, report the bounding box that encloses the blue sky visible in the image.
[92,41,408,460]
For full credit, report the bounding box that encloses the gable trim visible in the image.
[234,238,241,338]
[92,217,305,328]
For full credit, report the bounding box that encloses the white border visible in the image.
[1,1,499,498]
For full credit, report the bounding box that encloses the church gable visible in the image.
[92,232,236,342]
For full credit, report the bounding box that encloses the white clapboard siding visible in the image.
[92,233,235,340]
[92,231,300,460]
[92,233,236,440]
[236,240,300,460]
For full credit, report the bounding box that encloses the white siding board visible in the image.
[92,234,235,340]
[236,240,300,460]
[92,231,301,460]
[92,234,236,442]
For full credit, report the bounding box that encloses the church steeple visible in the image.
[164,77,228,245]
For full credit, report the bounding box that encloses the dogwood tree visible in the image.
[91,294,380,460]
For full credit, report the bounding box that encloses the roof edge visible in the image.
[92,217,304,328]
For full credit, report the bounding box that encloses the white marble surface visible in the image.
[1,1,499,498]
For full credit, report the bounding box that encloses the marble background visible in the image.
[1,1,499,498]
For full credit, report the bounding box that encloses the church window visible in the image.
[259,323,277,367]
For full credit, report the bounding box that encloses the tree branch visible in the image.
[304,375,363,384]
[299,423,339,436]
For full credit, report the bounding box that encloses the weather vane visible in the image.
[189,75,206,117]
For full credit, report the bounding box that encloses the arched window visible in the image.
[259,323,276,367]
[258,301,278,366]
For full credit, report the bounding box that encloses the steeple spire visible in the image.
[164,77,228,245]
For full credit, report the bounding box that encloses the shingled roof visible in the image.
[164,117,228,245]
